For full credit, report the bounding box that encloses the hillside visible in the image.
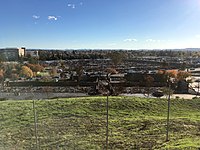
[0,96,200,149]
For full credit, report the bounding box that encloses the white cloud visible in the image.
[72,4,75,9]
[124,38,138,42]
[146,39,156,42]
[145,39,165,43]
[48,16,58,21]
[67,3,76,8]
[32,15,40,19]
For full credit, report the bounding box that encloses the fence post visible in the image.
[33,99,39,149]
[106,93,109,150]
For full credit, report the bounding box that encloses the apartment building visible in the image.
[0,47,25,61]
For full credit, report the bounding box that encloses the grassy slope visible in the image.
[0,96,200,149]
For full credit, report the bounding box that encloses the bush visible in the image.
[192,96,198,99]
[0,97,7,101]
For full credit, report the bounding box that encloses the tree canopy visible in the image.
[20,66,33,78]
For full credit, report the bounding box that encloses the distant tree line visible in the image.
[38,50,105,61]
[30,49,200,61]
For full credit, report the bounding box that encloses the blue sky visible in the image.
[1,0,200,49]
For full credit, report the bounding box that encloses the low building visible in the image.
[25,50,39,58]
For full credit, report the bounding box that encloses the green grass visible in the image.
[0,96,200,149]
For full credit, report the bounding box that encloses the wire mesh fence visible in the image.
[0,96,200,149]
